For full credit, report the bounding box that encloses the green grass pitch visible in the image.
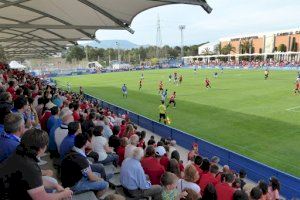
[54,68,300,177]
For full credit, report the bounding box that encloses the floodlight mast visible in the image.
[179,25,186,58]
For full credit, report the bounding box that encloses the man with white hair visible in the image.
[120,147,162,200]
[124,134,139,159]
[54,108,74,151]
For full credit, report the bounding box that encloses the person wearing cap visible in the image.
[159,145,170,170]
[54,108,74,152]
[141,145,165,185]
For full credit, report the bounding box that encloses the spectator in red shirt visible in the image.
[199,164,219,195]
[215,173,235,200]
[116,137,128,166]
[6,80,16,100]
[159,145,170,170]
[171,150,184,173]
[141,146,165,185]
[123,124,135,139]
[193,155,203,183]
[118,120,126,138]
[137,130,146,149]
[80,100,89,111]
[72,102,80,122]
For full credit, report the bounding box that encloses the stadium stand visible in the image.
[0,62,299,199]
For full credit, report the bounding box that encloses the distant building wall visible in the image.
[274,35,289,51]
[252,37,264,53]
[230,40,240,54]
[218,29,300,55]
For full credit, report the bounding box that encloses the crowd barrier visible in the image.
[83,93,300,199]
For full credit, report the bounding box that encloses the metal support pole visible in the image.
[179,25,186,58]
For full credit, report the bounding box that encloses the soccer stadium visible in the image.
[0,1,299,200]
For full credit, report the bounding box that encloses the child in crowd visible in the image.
[267,176,280,200]
[239,169,247,190]
[147,135,156,146]
[137,130,146,149]
[188,143,199,161]
[258,180,269,200]
[161,172,187,200]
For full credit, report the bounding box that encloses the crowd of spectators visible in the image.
[0,62,281,200]
[188,59,300,68]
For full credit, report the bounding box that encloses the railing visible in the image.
[84,93,299,199]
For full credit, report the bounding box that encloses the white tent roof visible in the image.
[0,0,212,58]
[9,60,27,69]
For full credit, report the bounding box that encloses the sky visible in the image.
[95,0,300,46]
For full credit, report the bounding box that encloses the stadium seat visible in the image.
[115,187,150,200]
[72,191,98,200]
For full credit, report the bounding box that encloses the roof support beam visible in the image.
[150,0,212,13]
[0,38,90,42]
[14,3,95,38]
[77,0,134,34]
[0,24,119,30]
[0,0,29,9]
[4,45,66,49]
[0,29,64,51]
[5,50,59,54]
[0,16,76,47]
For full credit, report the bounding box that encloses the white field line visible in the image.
[286,106,300,112]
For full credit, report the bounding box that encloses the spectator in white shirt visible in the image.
[91,126,118,166]
[54,108,74,151]
[124,134,139,159]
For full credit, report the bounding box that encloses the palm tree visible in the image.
[240,39,253,54]
[221,43,236,55]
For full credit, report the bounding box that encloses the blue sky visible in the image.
[95,0,300,46]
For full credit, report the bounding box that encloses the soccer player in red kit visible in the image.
[205,77,211,88]
[167,92,176,108]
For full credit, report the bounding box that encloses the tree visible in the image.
[240,39,254,54]
[201,47,213,55]
[221,43,236,55]
[291,37,298,52]
[277,44,287,52]
[65,46,85,63]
